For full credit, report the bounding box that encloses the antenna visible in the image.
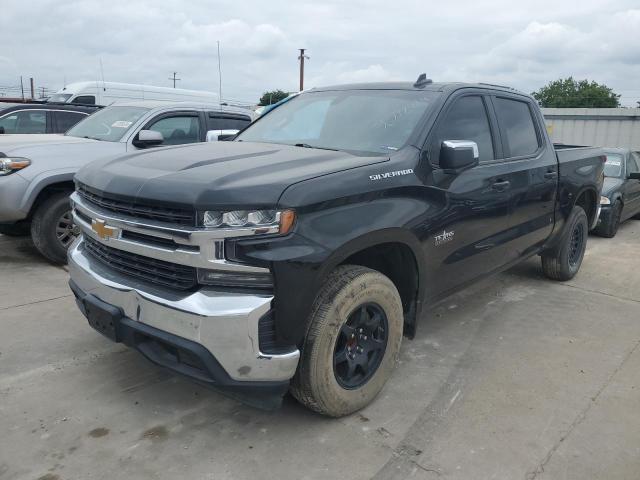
[217,41,222,104]
[99,58,106,91]
[413,73,433,88]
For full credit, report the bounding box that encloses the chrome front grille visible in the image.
[84,236,197,290]
[76,184,195,226]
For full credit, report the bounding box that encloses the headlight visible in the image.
[0,157,31,176]
[600,196,611,205]
[197,269,273,288]
[201,209,296,235]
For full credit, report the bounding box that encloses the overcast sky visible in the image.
[1,0,639,106]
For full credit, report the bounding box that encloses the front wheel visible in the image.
[290,265,404,417]
[30,192,79,264]
[542,205,588,281]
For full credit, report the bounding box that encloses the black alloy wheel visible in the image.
[333,303,389,389]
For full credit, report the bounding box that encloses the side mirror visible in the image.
[206,129,239,142]
[133,130,164,148]
[439,140,479,171]
[629,172,640,180]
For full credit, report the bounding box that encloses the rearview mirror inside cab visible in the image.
[439,140,479,171]
[133,130,164,148]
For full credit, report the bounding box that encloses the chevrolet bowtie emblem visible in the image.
[91,218,118,240]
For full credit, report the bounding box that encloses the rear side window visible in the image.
[207,113,251,131]
[72,95,96,105]
[494,98,540,157]
[54,111,87,133]
[0,110,47,134]
[432,95,495,164]
[629,153,640,174]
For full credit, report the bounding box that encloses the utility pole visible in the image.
[20,76,24,101]
[168,72,181,88]
[30,77,35,100]
[298,49,309,91]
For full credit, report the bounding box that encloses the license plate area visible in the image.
[83,294,123,342]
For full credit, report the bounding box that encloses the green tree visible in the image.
[532,77,620,108]
[258,90,289,106]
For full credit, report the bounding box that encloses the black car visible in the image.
[0,103,100,135]
[594,148,640,237]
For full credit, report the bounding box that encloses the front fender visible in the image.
[19,169,76,214]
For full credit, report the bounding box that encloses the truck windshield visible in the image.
[237,90,438,155]
[603,153,623,177]
[66,106,150,142]
[47,94,72,103]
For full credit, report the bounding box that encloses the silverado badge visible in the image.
[91,218,118,241]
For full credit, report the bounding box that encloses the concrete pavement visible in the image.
[0,221,638,480]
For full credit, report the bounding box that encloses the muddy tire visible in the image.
[290,265,404,417]
[30,192,77,264]
[542,205,588,281]
[594,201,622,238]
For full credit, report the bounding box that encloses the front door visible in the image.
[423,93,512,298]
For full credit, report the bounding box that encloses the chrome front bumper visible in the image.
[68,240,300,383]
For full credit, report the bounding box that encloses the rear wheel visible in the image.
[594,201,622,238]
[542,205,588,281]
[30,192,79,264]
[291,265,404,417]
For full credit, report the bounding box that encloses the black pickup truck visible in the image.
[68,78,604,416]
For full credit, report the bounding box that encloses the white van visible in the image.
[46,81,219,106]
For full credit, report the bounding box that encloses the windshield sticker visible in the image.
[606,160,621,166]
[112,121,133,128]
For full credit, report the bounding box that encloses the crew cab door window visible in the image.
[0,110,47,134]
[207,113,251,131]
[54,111,87,133]
[628,153,640,174]
[147,115,201,146]
[431,95,494,164]
[493,98,540,157]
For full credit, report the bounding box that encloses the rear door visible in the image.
[489,95,557,260]
[622,152,640,220]
[206,112,252,138]
[424,91,513,297]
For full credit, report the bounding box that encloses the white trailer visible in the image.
[47,81,219,106]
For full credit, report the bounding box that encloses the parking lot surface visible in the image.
[1,222,639,480]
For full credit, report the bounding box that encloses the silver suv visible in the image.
[0,101,254,263]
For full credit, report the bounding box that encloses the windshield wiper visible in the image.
[294,143,339,151]
[82,135,103,141]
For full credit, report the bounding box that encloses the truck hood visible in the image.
[0,134,97,153]
[76,141,389,208]
[0,134,126,181]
